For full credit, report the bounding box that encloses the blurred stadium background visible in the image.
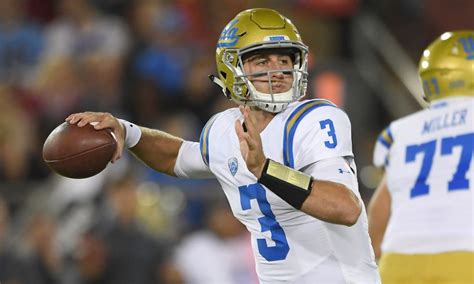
[0,0,472,283]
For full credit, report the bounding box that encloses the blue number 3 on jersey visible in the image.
[239,183,290,261]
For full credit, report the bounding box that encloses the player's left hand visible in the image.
[235,106,266,178]
[66,112,125,163]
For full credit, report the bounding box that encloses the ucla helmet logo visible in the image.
[217,19,240,48]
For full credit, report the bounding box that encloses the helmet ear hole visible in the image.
[220,71,227,79]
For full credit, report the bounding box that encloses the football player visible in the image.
[67,8,380,283]
[369,30,474,284]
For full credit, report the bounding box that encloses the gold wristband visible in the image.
[258,159,313,209]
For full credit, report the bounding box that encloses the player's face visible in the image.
[243,53,294,94]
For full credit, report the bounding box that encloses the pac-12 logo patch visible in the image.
[228,157,238,176]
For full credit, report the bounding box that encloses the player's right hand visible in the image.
[65,112,125,163]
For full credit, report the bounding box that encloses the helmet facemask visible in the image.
[222,43,309,113]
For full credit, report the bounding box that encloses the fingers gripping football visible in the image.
[66,112,125,162]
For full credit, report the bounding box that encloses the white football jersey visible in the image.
[373,97,474,254]
[176,99,379,283]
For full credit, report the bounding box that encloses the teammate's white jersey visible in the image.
[373,96,474,254]
[175,99,379,283]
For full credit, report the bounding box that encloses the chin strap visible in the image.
[208,74,293,113]
[209,74,229,98]
[248,82,294,113]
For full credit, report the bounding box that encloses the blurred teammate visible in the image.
[369,30,474,284]
[67,8,380,283]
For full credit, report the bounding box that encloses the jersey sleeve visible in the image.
[198,113,219,167]
[174,113,221,179]
[373,125,393,168]
[174,141,214,178]
[284,101,354,170]
[303,157,360,198]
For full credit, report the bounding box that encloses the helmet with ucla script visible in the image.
[210,8,309,113]
[418,30,474,102]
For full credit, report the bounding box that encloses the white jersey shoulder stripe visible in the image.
[377,127,394,149]
[283,99,336,168]
[373,125,395,168]
[199,113,219,166]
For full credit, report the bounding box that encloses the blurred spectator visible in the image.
[155,110,201,142]
[123,0,167,123]
[82,173,169,284]
[0,0,44,87]
[134,3,189,86]
[42,0,129,64]
[173,200,258,284]
[126,0,162,44]
[183,55,221,126]
[65,228,108,284]
[90,0,131,17]
[14,212,60,284]
[35,57,85,125]
[0,86,39,181]
[0,197,18,284]
[39,0,130,114]
[130,3,191,115]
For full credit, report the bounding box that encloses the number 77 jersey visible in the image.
[200,99,379,283]
[373,97,474,254]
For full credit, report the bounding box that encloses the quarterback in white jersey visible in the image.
[369,30,474,284]
[174,99,379,283]
[67,8,379,283]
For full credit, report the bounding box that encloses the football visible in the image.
[42,122,117,178]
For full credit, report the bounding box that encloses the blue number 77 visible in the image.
[441,134,473,190]
[406,140,436,197]
[405,133,473,198]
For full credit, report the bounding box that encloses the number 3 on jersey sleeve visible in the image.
[320,119,338,148]
[239,183,289,261]
[406,132,473,198]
